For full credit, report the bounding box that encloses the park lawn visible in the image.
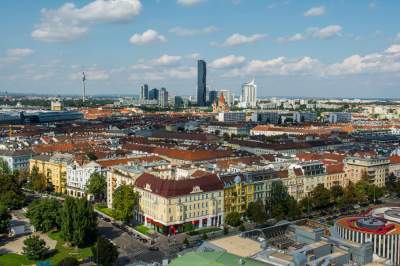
[47,230,93,265]
[135,225,152,235]
[0,231,94,266]
[0,253,33,266]
[94,203,116,219]
[187,227,222,236]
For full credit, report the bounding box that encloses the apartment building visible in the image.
[134,170,224,235]
[66,161,102,198]
[29,153,74,193]
[106,164,144,208]
[344,157,389,187]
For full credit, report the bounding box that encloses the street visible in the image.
[97,218,166,265]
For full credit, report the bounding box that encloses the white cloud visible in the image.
[220,33,266,47]
[224,56,321,77]
[309,25,342,39]
[129,66,196,80]
[325,45,400,75]
[304,6,325,17]
[385,44,400,54]
[6,48,35,58]
[209,55,246,69]
[32,0,142,42]
[169,26,217,36]
[129,29,166,45]
[153,54,182,66]
[277,33,305,42]
[0,48,34,65]
[177,0,206,6]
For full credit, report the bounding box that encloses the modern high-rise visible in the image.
[209,90,218,105]
[197,60,207,106]
[140,84,149,100]
[149,88,159,100]
[159,87,169,108]
[241,80,257,108]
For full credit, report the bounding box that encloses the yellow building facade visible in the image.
[29,154,73,193]
[221,175,255,214]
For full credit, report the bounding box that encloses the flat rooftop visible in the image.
[209,235,263,258]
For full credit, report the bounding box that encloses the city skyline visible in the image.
[0,0,400,98]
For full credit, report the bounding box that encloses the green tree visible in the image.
[26,198,61,232]
[225,212,241,227]
[330,185,344,205]
[246,200,267,224]
[86,172,106,201]
[0,158,10,175]
[91,236,119,266]
[265,181,301,220]
[339,181,359,208]
[112,185,139,222]
[30,166,49,192]
[22,235,49,260]
[311,184,331,209]
[299,196,313,214]
[286,196,302,220]
[60,197,97,247]
[0,204,11,234]
[0,173,25,209]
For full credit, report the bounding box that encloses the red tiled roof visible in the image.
[326,163,345,174]
[123,143,232,161]
[134,172,223,197]
[389,155,400,164]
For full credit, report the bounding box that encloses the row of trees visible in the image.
[231,178,388,226]
[25,196,118,265]
[27,197,97,247]
[0,159,26,234]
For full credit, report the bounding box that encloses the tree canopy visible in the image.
[22,235,49,260]
[86,172,106,201]
[0,171,25,209]
[26,198,62,232]
[112,185,139,222]
[0,204,11,234]
[91,236,119,266]
[225,212,241,227]
[60,197,97,247]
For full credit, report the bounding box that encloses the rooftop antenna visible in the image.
[82,72,86,104]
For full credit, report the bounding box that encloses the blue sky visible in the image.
[0,0,400,98]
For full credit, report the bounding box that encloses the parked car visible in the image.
[148,246,159,251]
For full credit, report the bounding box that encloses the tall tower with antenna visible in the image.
[82,72,86,103]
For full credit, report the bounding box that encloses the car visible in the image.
[148,246,159,251]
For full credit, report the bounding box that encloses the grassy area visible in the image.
[94,203,117,219]
[47,231,93,265]
[0,253,33,266]
[0,231,93,266]
[187,227,222,236]
[135,225,152,235]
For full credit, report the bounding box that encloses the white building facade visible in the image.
[66,161,103,198]
[241,80,257,108]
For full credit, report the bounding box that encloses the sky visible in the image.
[0,0,400,98]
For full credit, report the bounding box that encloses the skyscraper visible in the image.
[241,80,257,108]
[140,84,149,100]
[209,90,218,105]
[159,87,169,108]
[149,88,159,100]
[197,60,207,106]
